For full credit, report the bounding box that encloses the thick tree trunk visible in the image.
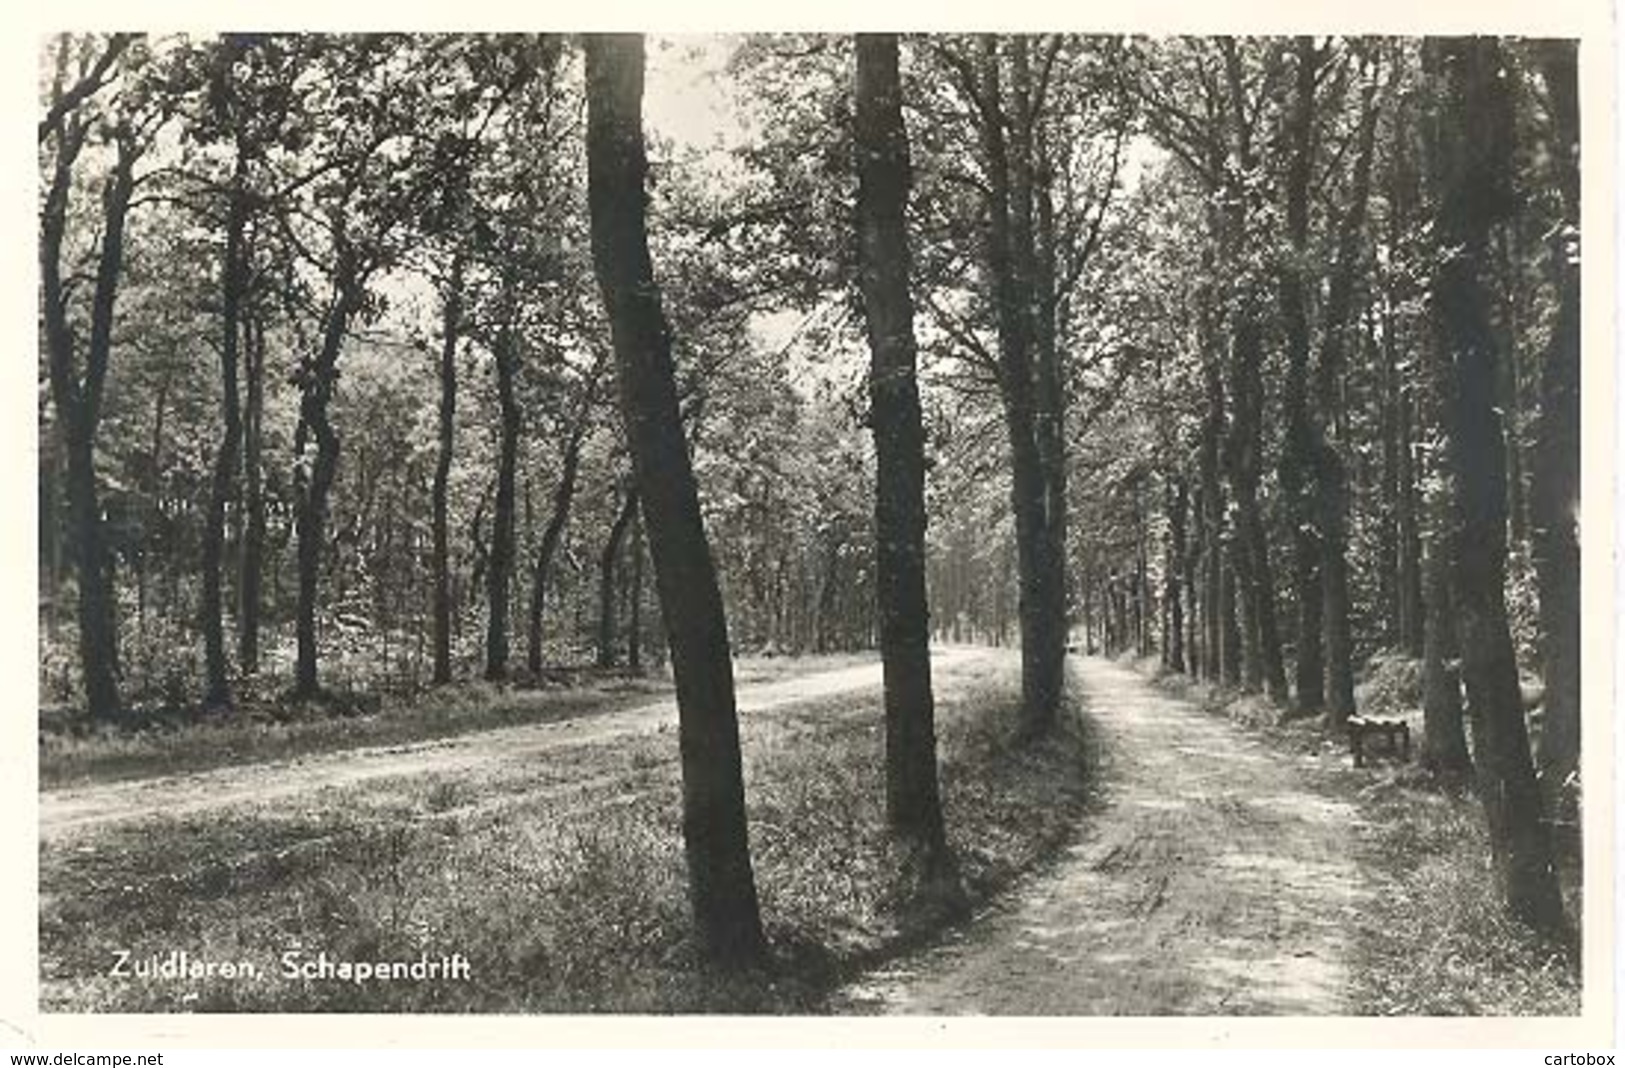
[856,32,953,869]
[1278,36,1323,717]
[484,328,521,682]
[1224,313,1289,703]
[1420,480,1471,780]
[431,252,463,685]
[1530,40,1581,826]
[1429,37,1564,936]
[1314,50,1380,727]
[977,36,1066,735]
[202,154,248,710]
[40,85,135,722]
[584,32,765,967]
[596,484,638,669]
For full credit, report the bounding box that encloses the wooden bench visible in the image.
[1347,716,1411,767]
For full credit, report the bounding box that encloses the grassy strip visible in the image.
[41,652,1090,1013]
[1133,655,1579,1016]
[39,652,878,789]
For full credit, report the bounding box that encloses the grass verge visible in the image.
[39,652,879,789]
[1131,654,1580,1016]
[41,650,1090,1012]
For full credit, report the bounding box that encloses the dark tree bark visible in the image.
[628,508,645,672]
[202,117,249,711]
[1530,40,1580,824]
[855,32,953,870]
[294,234,368,701]
[975,36,1067,735]
[431,251,463,685]
[39,43,136,722]
[1420,474,1471,780]
[1215,42,1288,706]
[596,484,638,669]
[484,325,522,682]
[1428,37,1564,936]
[1277,35,1324,717]
[1313,47,1380,727]
[1164,478,1188,674]
[526,420,587,677]
[584,32,765,967]
[239,303,266,674]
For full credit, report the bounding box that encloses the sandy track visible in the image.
[41,646,993,842]
[838,657,1367,1015]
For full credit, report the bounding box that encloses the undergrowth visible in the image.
[41,653,1091,1013]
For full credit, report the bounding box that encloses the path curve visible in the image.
[839,656,1368,1015]
[41,646,993,842]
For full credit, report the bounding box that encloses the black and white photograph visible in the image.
[26,21,1611,1039]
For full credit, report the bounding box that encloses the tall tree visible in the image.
[197,39,253,710]
[1428,37,1564,935]
[854,33,953,873]
[584,32,766,967]
[1276,35,1324,716]
[1529,40,1580,823]
[39,33,143,721]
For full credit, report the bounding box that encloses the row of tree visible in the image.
[1061,38,1579,939]
[40,32,1580,957]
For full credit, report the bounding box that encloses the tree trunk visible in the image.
[1530,40,1581,827]
[239,305,266,675]
[977,36,1065,735]
[1165,478,1187,674]
[294,253,365,701]
[1278,36,1324,717]
[484,327,521,682]
[202,148,248,710]
[628,509,645,671]
[596,484,638,669]
[855,32,953,871]
[1314,48,1380,726]
[584,32,765,967]
[39,75,135,722]
[431,250,463,685]
[1420,477,1471,780]
[1429,37,1564,936]
[526,425,586,677]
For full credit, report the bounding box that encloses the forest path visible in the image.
[40,646,993,842]
[838,656,1368,1015]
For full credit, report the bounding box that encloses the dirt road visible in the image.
[839,656,1367,1015]
[41,646,993,842]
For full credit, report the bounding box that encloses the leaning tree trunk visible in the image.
[855,32,953,871]
[1429,36,1565,937]
[1530,40,1581,827]
[584,32,765,967]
